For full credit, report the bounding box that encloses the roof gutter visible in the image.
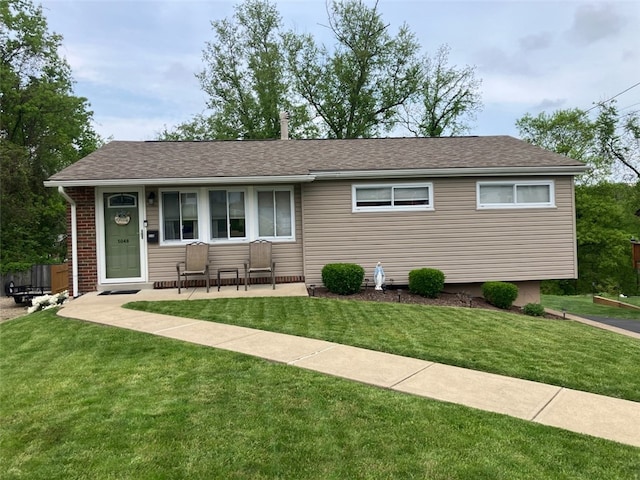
[44,174,317,188]
[57,187,79,298]
[312,165,588,179]
[43,166,588,188]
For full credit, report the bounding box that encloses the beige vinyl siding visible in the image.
[302,177,578,286]
[145,185,304,283]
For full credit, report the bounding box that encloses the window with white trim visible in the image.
[161,191,199,241]
[477,181,555,208]
[257,188,294,238]
[159,186,295,244]
[352,184,433,212]
[209,189,246,240]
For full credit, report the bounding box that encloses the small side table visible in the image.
[217,268,239,291]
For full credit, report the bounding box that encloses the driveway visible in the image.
[580,315,640,334]
[0,296,27,323]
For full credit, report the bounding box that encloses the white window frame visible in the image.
[158,186,296,245]
[477,180,555,209]
[208,188,248,242]
[159,189,202,244]
[255,186,296,241]
[352,183,434,213]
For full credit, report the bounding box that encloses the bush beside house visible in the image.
[322,263,365,295]
[522,303,546,317]
[408,268,445,298]
[482,281,519,309]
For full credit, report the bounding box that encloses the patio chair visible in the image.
[176,242,211,293]
[244,240,275,290]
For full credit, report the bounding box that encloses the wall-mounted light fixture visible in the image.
[147,191,156,205]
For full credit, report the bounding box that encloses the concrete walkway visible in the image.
[545,308,640,339]
[56,284,640,448]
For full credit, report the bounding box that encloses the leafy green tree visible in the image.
[162,0,480,141]
[0,0,100,272]
[284,0,422,138]
[517,101,639,184]
[517,105,640,294]
[160,0,315,140]
[402,44,482,137]
[516,108,604,184]
[575,183,640,295]
[158,114,221,141]
[593,101,639,182]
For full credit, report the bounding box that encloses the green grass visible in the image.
[126,297,640,402]
[542,294,640,320]
[601,294,640,308]
[2,311,638,479]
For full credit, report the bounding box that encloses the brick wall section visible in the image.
[65,187,97,294]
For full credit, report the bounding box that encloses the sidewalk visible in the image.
[57,285,640,448]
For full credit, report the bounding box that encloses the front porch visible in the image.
[89,282,309,302]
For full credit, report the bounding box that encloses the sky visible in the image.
[38,0,640,141]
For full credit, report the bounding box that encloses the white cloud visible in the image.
[39,0,640,141]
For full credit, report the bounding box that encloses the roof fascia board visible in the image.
[44,166,589,188]
[44,174,317,188]
[312,166,588,179]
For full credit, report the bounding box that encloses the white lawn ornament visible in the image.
[374,262,385,291]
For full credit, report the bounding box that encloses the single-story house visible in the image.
[45,133,587,305]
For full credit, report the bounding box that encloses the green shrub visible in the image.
[408,268,445,298]
[522,303,545,317]
[541,279,577,296]
[482,281,519,309]
[0,261,34,275]
[321,263,365,295]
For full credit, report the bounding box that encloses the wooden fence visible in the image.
[50,264,69,294]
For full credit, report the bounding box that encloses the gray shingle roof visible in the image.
[46,136,586,184]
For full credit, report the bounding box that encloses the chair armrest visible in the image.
[176,261,185,272]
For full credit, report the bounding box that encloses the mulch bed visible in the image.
[308,286,561,319]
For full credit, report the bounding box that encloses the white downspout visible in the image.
[58,186,79,298]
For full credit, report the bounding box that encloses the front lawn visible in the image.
[542,294,640,320]
[126,297,640,402]
[1,311,638,479]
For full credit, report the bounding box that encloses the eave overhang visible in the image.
[311,165,588,180]
[44,165,587,188]
[44,174,318,188]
